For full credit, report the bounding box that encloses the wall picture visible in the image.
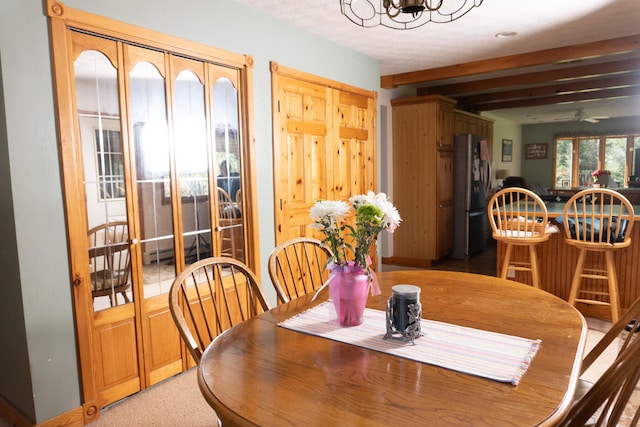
[525,143,548,160]
[502,139,513,162]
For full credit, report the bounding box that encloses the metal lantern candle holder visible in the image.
[384,284,423,344]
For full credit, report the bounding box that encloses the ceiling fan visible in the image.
[554,108,609,124]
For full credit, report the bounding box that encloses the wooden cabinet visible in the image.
[454,109,494,153]
[391,95,456,266]
[390,96,494,267]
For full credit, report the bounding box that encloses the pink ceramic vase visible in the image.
[329,271,370,326]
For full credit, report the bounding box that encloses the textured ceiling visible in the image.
[233,0,640,124]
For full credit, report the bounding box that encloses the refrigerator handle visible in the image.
[486,159,492,194]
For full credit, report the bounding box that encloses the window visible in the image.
[95,129,125,199]
[553,133,640,188]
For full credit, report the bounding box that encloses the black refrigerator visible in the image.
[451,133,492,260]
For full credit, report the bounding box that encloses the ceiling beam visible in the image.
[454,73,640,107]
[381,34,640,89]
[472,86,640,112]
[418,58,640,96]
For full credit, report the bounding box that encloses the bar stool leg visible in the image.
[501,244,513,280]
[529,245,540,289]
[605,251,620,323]
[568,249,587,306]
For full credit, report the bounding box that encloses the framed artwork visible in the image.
[525,143,548,160]
[502,139,513,162]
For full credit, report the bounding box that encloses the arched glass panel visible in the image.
[213,78,245,262]
[174,70,210,265]
[75,49,132,311]
[129,61,176,298]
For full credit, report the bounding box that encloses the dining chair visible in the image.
[573,296,640,421]
[217,187,243,260]
[559,325,640,426]
[87,221,132,306]
[561,188,635,323]
[487,187,550,288]
[168,257,269,364]
[582,296,640,377]
[268,237,333,305]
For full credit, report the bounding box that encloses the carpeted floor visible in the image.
[88,368,217,427]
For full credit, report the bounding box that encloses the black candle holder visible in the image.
[383,285,423,344]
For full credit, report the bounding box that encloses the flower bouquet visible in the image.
[309,191,401,326]
[591,169,611,187]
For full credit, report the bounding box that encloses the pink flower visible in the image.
[591,169,611,177]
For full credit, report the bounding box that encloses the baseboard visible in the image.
[0,394,33,427]
[0,395,84,427]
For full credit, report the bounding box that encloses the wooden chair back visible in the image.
[488,187,549,244]
[217,186,243,260]
[168,257,269,364]
[559,327,640,426]
[217,186,241,220]
[268,237,333,305]
[561,188,634,250]
[582,295,640,375]
[87,221,131,306]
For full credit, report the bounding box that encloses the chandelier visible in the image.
[340,0,484,29]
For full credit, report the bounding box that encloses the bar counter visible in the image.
[495,200,640,320]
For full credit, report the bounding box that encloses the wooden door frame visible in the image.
[47,1,257,423]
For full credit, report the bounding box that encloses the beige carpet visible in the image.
[89,368,218,427]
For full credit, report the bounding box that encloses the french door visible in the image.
[49,4,256,421]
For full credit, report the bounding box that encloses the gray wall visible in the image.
[0,0,380,423]
[521,116,640,189]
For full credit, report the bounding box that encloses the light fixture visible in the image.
[340,0,484,29]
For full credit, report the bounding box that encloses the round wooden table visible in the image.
[198,270,587,426]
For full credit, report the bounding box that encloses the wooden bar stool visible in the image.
[561,188,635,323]
[488,187,550,288]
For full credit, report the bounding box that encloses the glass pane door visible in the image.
[173,61,211,266]
[213,76,245,263]
[128,54,176,300]
[75,48,133,312]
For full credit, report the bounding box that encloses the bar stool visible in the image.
[561,188,635,323]
[488,187,550,288]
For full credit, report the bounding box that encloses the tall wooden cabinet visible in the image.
[391,95,456,267]
[391,95,493,267]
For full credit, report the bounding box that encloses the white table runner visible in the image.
[278,302,541,386]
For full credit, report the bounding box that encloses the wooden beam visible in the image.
[418,58,640,96]
[454,74,640,106]
[472,86,640,111]
[381,34,640,88]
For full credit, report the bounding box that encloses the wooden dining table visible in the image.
[197,270,588,426]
